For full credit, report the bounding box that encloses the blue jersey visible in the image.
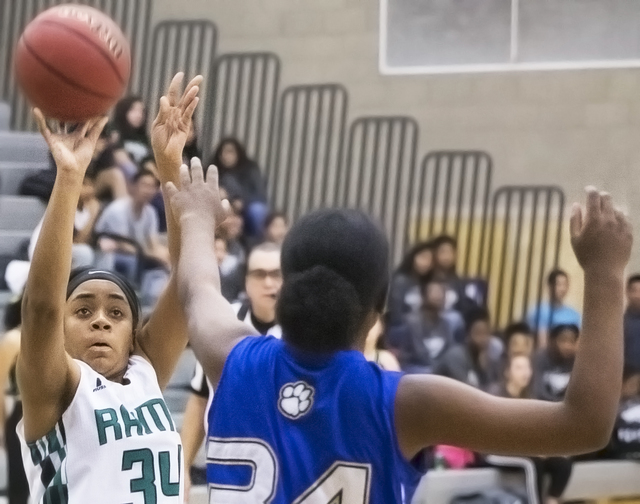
[206,336,423,503]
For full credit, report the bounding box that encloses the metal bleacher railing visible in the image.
[144,20,218,142]
[0,0,153,131]
[268,83,349,220]
[342,116,419,267]
[409,150,493,278]
[202,52,281,169]
[484,185,565,331]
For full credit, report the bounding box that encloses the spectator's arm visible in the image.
[396,189,632,458]
[135,73,202,389]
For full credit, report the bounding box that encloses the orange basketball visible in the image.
[13,4,131,122]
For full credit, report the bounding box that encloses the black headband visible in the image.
[66,268,141,329]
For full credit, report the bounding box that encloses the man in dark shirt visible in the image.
[388,277,463,373]
[624,274,640,371]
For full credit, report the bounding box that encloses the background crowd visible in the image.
[2,94,640,504]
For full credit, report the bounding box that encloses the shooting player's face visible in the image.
[64,280,135,380]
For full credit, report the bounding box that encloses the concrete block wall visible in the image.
[152,0,640,280]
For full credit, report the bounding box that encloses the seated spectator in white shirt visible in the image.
[94,169,169,284]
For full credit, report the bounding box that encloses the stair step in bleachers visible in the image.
[0,230,32,256]
[0,162,49,195]
[0,131,48,164]
[0,103,9,131]
[0,195,45,231]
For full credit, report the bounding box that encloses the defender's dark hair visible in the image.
[547,269,568,287]
[277,209,389,353]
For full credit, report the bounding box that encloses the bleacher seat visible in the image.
[0,132,48,164]
[0,196,45,231]
[0,162,49,195]
[0,102,9,131]
[0,230,32,256]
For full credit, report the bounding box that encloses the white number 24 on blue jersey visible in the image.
[207,437,371,503]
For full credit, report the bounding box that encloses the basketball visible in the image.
[13,4,131,122]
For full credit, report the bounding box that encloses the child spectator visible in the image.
[387,241,434,326]
[71,171,101,267]
[533,324,579,402]
[432,235,458,282]
[528,269,581,348]
[209,138,268,237]
[435,308,502,390]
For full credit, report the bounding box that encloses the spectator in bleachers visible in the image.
[528,269,581,348]
[71,171,101,268]
[601,365,640,460]
[0,295,28,504]
[533,324,579,402]
[209,138,268,237]
[94,169,170,294]
[489,354,573,504]
[264,211,289,245]
[624,275,640,371]
[387,241,434,327]
[503,322,536,358]
[489,353,532,399]
[364,316,400,371]
[113,96,151,163]
[139,156,168,233]
[388,276,462,373]
[215,237,244,302]
[90,123,135,201]
[434,308,502,390]
[432,235,458,283]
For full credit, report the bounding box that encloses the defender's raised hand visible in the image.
[570,186,633,274]
[33,108,107,178]
[151,72,203,169]
[165,157,229,226]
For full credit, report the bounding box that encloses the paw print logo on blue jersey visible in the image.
[278,381,315,420]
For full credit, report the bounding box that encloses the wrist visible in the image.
[583,267,625,285]
[179,212,216,228]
